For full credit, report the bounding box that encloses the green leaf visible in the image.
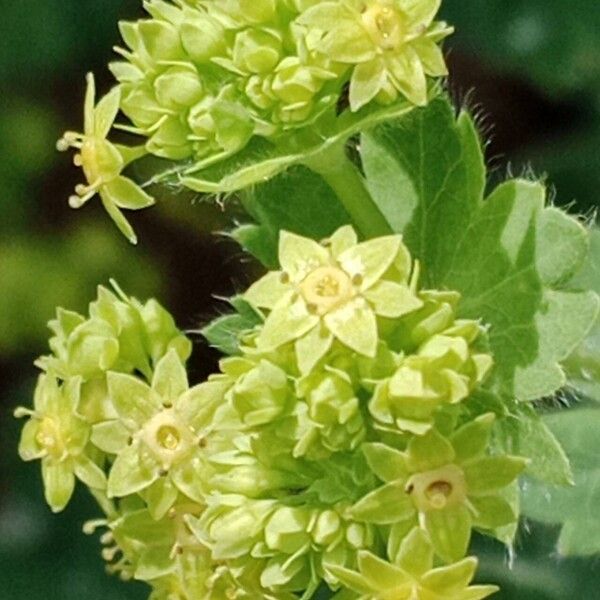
[565,227,600,402]
[232,166,352,268]
[361,96,599,402]
[521,408,600,556]
[495,406,573,486]
[201,296,263,355]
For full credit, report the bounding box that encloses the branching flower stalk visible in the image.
[17,0,600,599]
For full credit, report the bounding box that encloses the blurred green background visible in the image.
[1,1,599,598]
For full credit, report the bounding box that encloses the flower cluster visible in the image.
[109,0,452,162]
[57,1,452,242]
[17,228,523,598]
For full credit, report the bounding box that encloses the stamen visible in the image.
[83,519,108,535]
[102,546,120,561]
[56,138,70,152]
[69,195,86,209]
[100,531,114,545]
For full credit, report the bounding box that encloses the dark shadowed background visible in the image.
[1,1,599,598]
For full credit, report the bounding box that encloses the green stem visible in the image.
[303,142,391,239]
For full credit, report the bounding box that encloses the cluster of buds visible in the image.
[17,228,523,598]
[111,0,452,162]
[56,1,452,242]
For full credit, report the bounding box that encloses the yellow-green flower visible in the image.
[298,0,453,110]
[328,527,498,600]
[15,375,106,512]
[98,351,225,517]
[57,73,154,244]
[350,416,527,563]
[370,316,493,435]
[244,226,422,370]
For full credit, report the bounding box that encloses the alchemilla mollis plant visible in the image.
[16,0,600,599]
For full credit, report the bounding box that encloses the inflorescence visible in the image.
[17,228,523,598]
[56,0,452,242]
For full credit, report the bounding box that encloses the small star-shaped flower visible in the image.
[244,226,423,373]
[57,73,154,244]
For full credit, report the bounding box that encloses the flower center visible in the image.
[157,425,181,451]
[406,464,467,512]
[142,409,194,469]
[425,480,453,509]
[300,266,354,314]
[361,1,405,50]
[36,417,65,459]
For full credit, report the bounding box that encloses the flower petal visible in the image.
[406,429,456,472]
[94,85,122,138]
[176,379,230,431]
[152,349,188,402]
[386,48,428,107]
[145,476,179,520]
[322,24,376,63]
[470,495,517,530]
[42,459,75,513]
[329,225,358,259]
[18,419,44,461]
[358,551,410,590]
[324,564,374,595]
[325,300,377,357]
[103,176,155,210]
[364,281,423,318]
[245,271,290,309]
[464,456,528,495]
[171,459,206,503]
[422,556,477,593]
[339,235,402,289]
[84,72,96,135]
[295,324,333,375]
[278,231,329,281]
[451,413,495,464]
[403,0,442,28]
[362,442,409,483]
[411,37,448,77]
[100,194,138,244]
[107,443,158,497]
[349,58,387,111]
[74,455,107,489]
[350,481,415,524]
[258,297,319,350]
[395,527,434,577]
[107,371,160,428]
[91,419,131,454]
[423,504,472,563]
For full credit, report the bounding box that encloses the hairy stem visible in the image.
[303,142,391,239]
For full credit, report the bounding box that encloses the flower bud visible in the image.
[180,10,228,63]
[233,29,282,74]
[154,65,204,109]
